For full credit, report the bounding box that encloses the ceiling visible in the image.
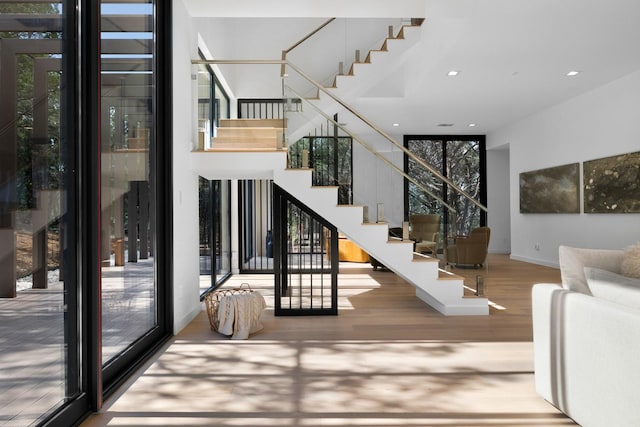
[184,0,640,138]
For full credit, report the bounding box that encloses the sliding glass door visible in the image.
[0,2,79,424]
[99,0,172,395]
[198,58,231,294]
[100,0,157,366]
[0,0,172,424]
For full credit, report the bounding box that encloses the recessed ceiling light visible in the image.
[468,123,477,127]
[567,70,580,76]
[447,70,459,76]
[392,123,400,127]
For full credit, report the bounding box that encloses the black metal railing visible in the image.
[273,184,338,316]
[288,117,353,206]
[237,98,301,119]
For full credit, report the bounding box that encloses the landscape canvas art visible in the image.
[520,163,580,213]
[584,151,640,213]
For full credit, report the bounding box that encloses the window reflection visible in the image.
[100,0,156,363]
[0,2,71,424]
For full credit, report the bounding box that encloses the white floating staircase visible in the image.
[193,20,488,315]
[286,20,423,144]
[192,126,488,316]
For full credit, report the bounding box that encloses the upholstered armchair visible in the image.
[446,226,491,268]
[409,214,441,257]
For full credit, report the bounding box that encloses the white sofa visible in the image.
[532,246,640,427]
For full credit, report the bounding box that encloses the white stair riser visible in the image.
[191,151,287,180]
[273,166,488,315]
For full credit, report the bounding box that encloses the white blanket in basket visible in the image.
[217,292,266,339]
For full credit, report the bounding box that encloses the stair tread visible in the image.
[412,253,439,263]
[219,118,286,128]
[213,137,279,142]
[386,239,413,245]
[204,147,287,152]
[217,127,285,131]
[438,269,464,280]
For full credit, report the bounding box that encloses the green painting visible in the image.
[520,163,580,213]
[584,151,640,213]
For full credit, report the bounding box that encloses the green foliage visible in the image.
[1,4,62,210]
[407,139,482,236]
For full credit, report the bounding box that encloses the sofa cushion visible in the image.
[584,267,640,310]
[621,244,640,279]
[559,246,623,295]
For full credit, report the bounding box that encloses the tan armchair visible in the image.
[447,226,491,268]
[409,214,440,257]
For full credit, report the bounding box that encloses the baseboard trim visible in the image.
[510,254,559,269]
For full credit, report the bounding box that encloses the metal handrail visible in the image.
[285,60,488,213]
[190,58,488,214]
[286,84,456,214]
[281,18,335,77]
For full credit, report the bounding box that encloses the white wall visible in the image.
[172,0,202,333]
[486,146,511,254]
[194,18,404,100]
[489,70,640,267]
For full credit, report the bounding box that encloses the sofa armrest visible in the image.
[532,283,640,427]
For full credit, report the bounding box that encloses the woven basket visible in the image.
[204,283,254,332]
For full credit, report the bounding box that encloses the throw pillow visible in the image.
[584,267,640,310]
[558,246,623,295]
[621,244,640,279]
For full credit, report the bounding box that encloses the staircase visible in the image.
[285,20,423,143]
[191,121,489,316]
[211,119,286,150]
[191,19,488,315]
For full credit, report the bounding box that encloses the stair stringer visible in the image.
[331,24,422,98]
[273,168,489,316]
[286,24,422,146]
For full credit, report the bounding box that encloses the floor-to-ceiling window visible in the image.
[404,135,487,238]
[198,58,231,294]
[100,0,157,364]
[0,1,172,424]
[99,0,172,393]
[0,3,78,425]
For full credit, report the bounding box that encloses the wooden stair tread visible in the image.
[213,136,280,141]
[204,147,287,153]
[438,269,464,280]
[219,118,286,128]
[361,221,388,226]
[386,239,413,245]
[216,128,283,137]
[412,253,439,263]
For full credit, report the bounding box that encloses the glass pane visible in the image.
[215,181,231,282]
[0,1,75,424]
[214,80,229,128]
[240,180,274,272]
[197,63,211,148]
[199,178,212,278]
[290,136,353,205]
[447,140,482,236]
[407,139,444,215]
[100,0,156,364]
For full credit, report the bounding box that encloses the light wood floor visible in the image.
[82,254,576,426]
